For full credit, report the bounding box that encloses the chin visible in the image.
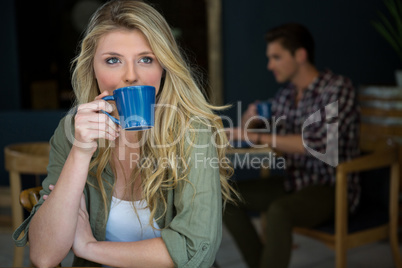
[276,75,291,84]
[275,77,285,83]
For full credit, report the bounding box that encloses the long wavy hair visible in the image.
[71,0,238,226]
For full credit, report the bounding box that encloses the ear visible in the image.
[295,48,308,64]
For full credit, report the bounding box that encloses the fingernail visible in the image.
[49,185,54,190]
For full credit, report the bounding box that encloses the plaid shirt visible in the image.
[271,70,360,211]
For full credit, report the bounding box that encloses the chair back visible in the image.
[20,186,42,212]
[4,142,50,174]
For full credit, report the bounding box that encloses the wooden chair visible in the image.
[293,143,402,268]
[20,186,43,212]
[4,142,49,268]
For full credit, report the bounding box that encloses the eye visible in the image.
[139,56,153,64]
[106,57,121,64]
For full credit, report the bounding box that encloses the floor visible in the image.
[0,217,401,268]
[216,222,402,268]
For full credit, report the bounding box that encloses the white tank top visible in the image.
[105,196,161,242]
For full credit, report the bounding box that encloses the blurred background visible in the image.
[0,0,401,266]
[0,0,399,185]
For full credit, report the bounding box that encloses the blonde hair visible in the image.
[71,0,238,226]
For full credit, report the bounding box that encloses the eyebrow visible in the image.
[101,51,154,56]
[268,53,280,57]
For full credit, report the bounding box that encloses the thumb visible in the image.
[95,90,110,101]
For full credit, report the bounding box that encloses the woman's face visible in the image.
[93,29,164,95]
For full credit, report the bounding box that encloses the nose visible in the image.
[267,60,274,71]
[123,63,138,85]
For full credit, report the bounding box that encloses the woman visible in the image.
[13,0,237,267]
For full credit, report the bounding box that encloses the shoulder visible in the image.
[185,119,215,141]
[50,109,77,152]
[183,127,216,160]
[314,70,355,101]
[320,70,354,91]
[275,84,294,97]
[180,119,219,162]
[272,84,294,106]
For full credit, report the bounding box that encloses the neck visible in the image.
[121,130,139,143]
[290,63,319,93]
[114,130,141,160]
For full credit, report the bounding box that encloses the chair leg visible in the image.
[13,245,24,267]
[390,234,402,268]
[390,162,402,268]
[10,172,24,267]
[335,243,346,268]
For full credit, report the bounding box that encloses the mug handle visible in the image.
[101,96,120,125]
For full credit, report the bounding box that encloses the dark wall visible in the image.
[1,0,400,184]
[0,111,67,186]
[221,0,401,122]
[1,0,20,109]
[0,0,69,185]
[3,0,400,113]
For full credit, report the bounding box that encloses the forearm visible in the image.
[260,134,305,154]
[242,118,264,129]
[29,146,92,266]
[83,237,174,268]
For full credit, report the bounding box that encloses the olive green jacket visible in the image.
[13,114,222,267]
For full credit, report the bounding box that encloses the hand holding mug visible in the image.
[73,91,120,154]
[256,100,272,119]
[241,103,258,128]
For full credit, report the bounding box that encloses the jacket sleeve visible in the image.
[12,115,74,246]
[160,128,223,267]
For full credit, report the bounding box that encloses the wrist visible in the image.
[85,241,97,260]
[259,134,269,146]
[76,240,97,261]
[256,133,261,144]
[70,146,95,164]
[71,142,97,156]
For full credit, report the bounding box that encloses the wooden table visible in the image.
[226,146,274,178]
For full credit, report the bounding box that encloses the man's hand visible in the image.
[241,103,258,128]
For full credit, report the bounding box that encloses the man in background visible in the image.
[224,23,360,268]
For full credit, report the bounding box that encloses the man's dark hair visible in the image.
[265,23,315,64]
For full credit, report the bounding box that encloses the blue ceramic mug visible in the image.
[102,86,155,131]
[257,101,272,119]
